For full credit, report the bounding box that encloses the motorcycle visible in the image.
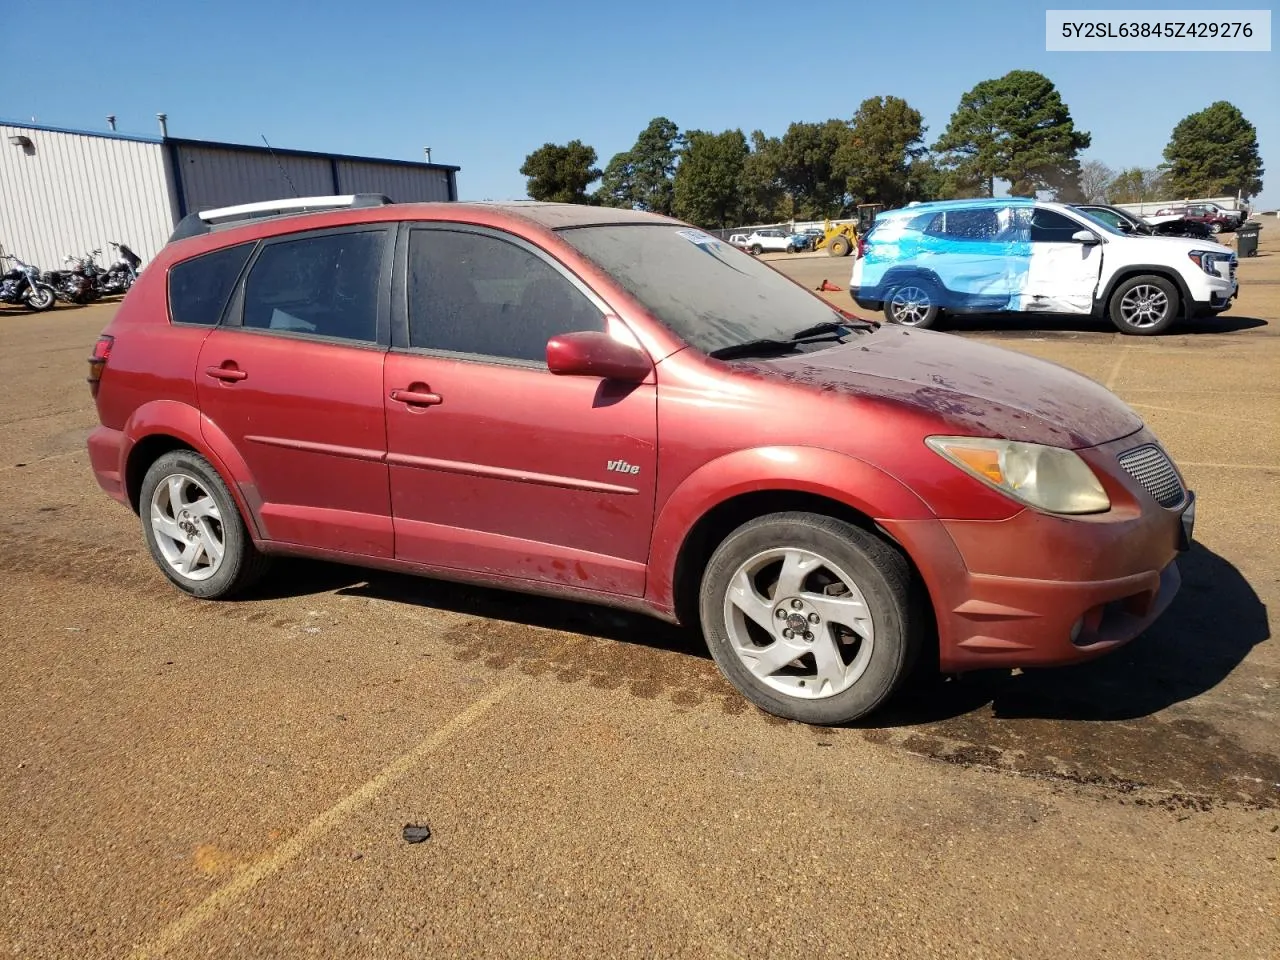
[96,241,142,295]
[43,255,101,305]
[0,254,57,311]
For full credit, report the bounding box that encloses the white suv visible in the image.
[850,199,1238,334]
[742,229,797,255]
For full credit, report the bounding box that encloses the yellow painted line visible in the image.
[1179,461,1280,470]
[1103,338,1128,390]
[129,680,521,960]
[1128,402,1271,426]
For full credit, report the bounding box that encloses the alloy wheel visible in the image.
[149,472,225,581]
[1119,284,1170,329]
[721,546,875,699]
[889,285,932,325]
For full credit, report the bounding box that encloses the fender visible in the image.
[120,399,266,540]
[645,445,936,611]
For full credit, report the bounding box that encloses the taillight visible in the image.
[856,236,866,259]
[87,334,113,396]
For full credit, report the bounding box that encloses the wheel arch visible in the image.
[645,447,936,626]
[120,400,265,539]
[1096,266,1194,319]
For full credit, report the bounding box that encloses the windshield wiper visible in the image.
[709,328,851,360]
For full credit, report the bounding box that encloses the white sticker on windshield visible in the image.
[677,229,722,249]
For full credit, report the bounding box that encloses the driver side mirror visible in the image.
[1072,230,1100,244]
[547,331,652,382]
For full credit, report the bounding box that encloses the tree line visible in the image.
[518,71,1264,229]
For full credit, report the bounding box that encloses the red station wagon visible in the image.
[86,195,1196,724]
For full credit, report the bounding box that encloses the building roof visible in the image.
[0,119,460,172]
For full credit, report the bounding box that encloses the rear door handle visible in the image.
[390,387,443,407]
[205,364,248,382]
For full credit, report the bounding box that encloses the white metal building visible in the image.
[0,119,460,270]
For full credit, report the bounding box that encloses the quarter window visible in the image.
[241,231,383,342]
[406,229,604,363]
[168,243,254,326]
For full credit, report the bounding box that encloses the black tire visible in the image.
[1209,222,1222,234]
[698,512,922,725]
[882,279,941,329]
[25,284,56,312]
[750,244,763,255]
[1107,274,1179,335]
[827,235,851,257]
[139,450,271,599]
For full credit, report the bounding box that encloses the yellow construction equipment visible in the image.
[816,203,885,257]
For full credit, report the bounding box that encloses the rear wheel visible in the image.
[883,281,940,329]
[1209,222,1222,234]
[140,450,271,598]
[1108,275,1178,335]
[699,512,921,725]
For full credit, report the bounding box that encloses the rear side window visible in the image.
[924,208,1002,240]
[168,243,254,325]
[241,231,383,343]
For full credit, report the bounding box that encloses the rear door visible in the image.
[383,222,658,595]
[196,224,395,556]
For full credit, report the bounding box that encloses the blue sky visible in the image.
[5,0,1277,209]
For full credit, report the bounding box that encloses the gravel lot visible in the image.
[2,229,1277,959]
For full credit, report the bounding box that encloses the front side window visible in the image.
[168,242,255,326]
[1029,209,1088,243]
[241,231,383,342]
[406,229,604,363]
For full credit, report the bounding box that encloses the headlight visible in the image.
[926,437,1110,514]
[1187,249,1231,277]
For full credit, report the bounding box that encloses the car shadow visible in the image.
[241,541,1264,729]
[870,541,1269,727]
[944,313,1268,337]
[242,558,706,661]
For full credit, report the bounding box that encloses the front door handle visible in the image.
[205,363,248,382]
[390,386,443,407]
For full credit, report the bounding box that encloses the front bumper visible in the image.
[881,430,1192,672]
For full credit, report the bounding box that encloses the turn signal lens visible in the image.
[926,436,1111,515]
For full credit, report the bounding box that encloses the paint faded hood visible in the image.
[757,325,1143,449]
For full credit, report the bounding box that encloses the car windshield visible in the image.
[1071,208,1127,237]
[558,224,847,354]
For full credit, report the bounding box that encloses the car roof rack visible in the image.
[168,193,394,242]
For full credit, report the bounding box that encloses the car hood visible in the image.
[1117,233,1233,255]
[747,326,1143,449]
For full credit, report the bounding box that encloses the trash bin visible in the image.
[1236,221,1261,258]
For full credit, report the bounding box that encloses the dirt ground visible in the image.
[2,228,1278,959]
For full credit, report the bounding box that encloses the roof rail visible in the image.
[168,193,394,242]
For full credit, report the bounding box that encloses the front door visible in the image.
[383,223,657,596]
[1019,208,1103,314]
[196,224,395,556]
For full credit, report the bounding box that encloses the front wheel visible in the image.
[699,512,922,725]
[1108,275,1179,335]
[25,284,56,311]
[827,235,851,257]
[140,450,272,598]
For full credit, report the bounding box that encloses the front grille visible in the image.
[1117,444,1185,508]
[1229,259,1237,281]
